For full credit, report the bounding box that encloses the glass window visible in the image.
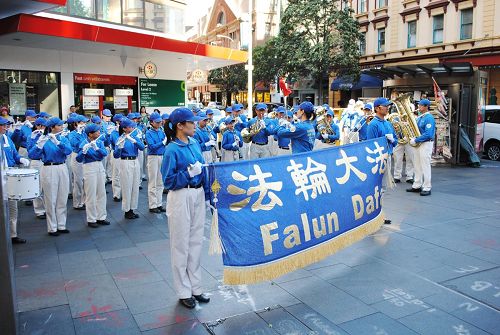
[433,15,444,44]
[145,1,164,31]
[460,8,473,40]
[377,29,385,53]
[407,21,416,48]
[217,11,226,25]
[359,32,366,55]
[97,0,121,24]
[123,0,144,28]
[485,110,500,124]
[378,0,388,8]
[358,0,367,13]
[68,0,95,19]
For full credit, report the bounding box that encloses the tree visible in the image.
[208,64,247,106]
[276,0,361,104]
[253,37,283,86]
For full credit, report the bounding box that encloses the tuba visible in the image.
[241,118,263,143]
[387,93,421,147]
[315,106,336,144]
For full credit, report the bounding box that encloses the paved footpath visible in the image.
[12,160,500,334]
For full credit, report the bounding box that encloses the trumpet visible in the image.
[388,93,421,147]
[241,119,264,143]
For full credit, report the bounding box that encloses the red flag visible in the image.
[279,77,292,97]
[432,76,448,118]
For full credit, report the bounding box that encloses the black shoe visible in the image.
[157,206,166,213]
[406,179,414,184]
[106,180,112,185]
[394,178,401,183]
[406,187,422,193]
[36,213,46,219]
[420,190,431,196]
[57,229,70,234]
[48,232,59,236]
[149,208,161,214]
[106,190,109,194]
[179,297,196,309]
[139,186,143,190]
[24,200,33,206]
[87,222,99,228]
[125,210,139,219]
[97,220,110,225]
[12,237,27,244]
[142,178,147,181]
[74,205,85,210]
[193,293,210,303]
[68,194,73,199]
[163,189,168,194]
[384,219,392,225]
[113,197,121,202]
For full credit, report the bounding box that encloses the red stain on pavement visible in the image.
[78,304,113,318]
[114,268,148,280]
[472,239,496,247]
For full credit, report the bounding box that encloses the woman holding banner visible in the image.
[161,107,211,310]
[276,101,317,154]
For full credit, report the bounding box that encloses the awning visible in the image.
[440,52,500,68]
[330,73,382,91]
[361,63,473,80]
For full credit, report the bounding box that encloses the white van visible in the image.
[482,105,500,161]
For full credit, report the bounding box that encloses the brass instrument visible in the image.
[387,93,421,147]
[219,122,227,135]
[315,106,336,144]
[241,118,263,143]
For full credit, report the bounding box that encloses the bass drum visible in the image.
[6,168,40,200]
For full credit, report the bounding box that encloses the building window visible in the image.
[217,11,226,25]
[377,28,385,53]
[407,21,416,48]
[96,0,121,23]
[433,15,444,44]
[460,8,473,40]
[359,32,366,55]
[377,0,388,8]
[358,0,367,13]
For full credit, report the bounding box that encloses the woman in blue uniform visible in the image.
[68,115,88,210]
[276,101,317,154]
[145,112,167,213]
[221,116,243,162]
[161,107,210,309]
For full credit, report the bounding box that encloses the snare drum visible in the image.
[6,168,40,200]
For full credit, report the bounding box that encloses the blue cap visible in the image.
[69,112,79,118]
[46,117,64,127]
[363,103,373,110]
[149,112,162,123]
[120,118,136,128]
[373,97,392,108]
[225,116,235,124]
[197,112,208,120]
[277,106,286,113]
[112,114,123,122]
[286,111,294,118]
[292,105,299,113]
[127,113,135,120]
[299,101,314,113]
[322,104,330,108]
[66,116,77,124]
[225,106,233,113]
[232,104,242,111]
[326,110,334,117]
[76,115,89,123]
[418,99,431,107]
[169,108,201,126]
[193,108,201,114]
[0,117,11,125]
[255,103,267,110]
[38,112,51,118]
[34,118,47,126]
[102,109,112,117]
[91,116,102,123]
[205,109,214,115]
[25,110,38,118]
[85,123,101,134]
[161,113,170,120]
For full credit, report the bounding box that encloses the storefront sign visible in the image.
[114,96,129,109]
[139,79,185,107]
[113,89,133,96]
[9,83,26,116]
[83,96,100,110]
[144,61,157,79]
[83,88,104,96]
[74,73,137,86]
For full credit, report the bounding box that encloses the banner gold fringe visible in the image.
[222,211,385,285]
[208,207,225,255]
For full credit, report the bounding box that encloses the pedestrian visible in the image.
[1,106,15,123]
[276,101,317,154]
[145,112,167,213]
[68,115,88,210]
[161,107,211,309]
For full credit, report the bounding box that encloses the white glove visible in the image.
[117,141,125,149]
[82,142,92,154]
[162,137,168,145]
[24,120,33,128]
[20,158,30,167]
[36,135,49,149]
[289,125,296,132]
[31,129,43,139]
[77,125,85,134]
[232,142,238,148]
[259,120,266,128]
[187,161,203,178]
[385,133,394,143]
[126,135,137,144]
[13,121,23,130]
[91,141,99,150]
[49,133,60,145]
[410,138,416,146]
[206,139,216,147]
[116,136,125,147]
[107,126,115,134]
[321,133,329,140]
[279,119,289,127]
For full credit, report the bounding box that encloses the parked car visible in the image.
[207,101,224,110]
[482,105,500,161]
[186,101,203,111]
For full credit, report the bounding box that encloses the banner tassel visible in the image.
[208,204,225,255]
[385,153,396,190]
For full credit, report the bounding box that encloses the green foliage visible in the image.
[208,64,247,103]
[253,37,283,85]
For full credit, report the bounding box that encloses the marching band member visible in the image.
[269,107,286,157]
[110,114,123,202]
[113,118,144,219]
[354,103,373,142]
[248,103,274,159]
[130,113,146,190]
[38,112,51,119]
[77,123,110,228]
[69,115,88,210]
[145,112,167,213]
[101,109,114,184]
[407,99,435,196]
[221,116,243,162]
[204,109,219,162]
[367,98,398,225]
[232,103,249,160]
[27,118,47,219]
[193,112,216,164]
[29,117,72,236]
[276,102,316,154]
[12,110,38,157]
[160,107,210,309]
[315,109,340,150]
[1,117,30,244]
[276,111,293,156]
[339,99,359,144]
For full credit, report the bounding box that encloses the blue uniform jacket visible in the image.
[247,117,273,144]
[27,131,43,151]
[366,116,398,154]
[109,130,120,150]
[193,127,213,152]
[28,135,72,163]
[146,128,166,155]
[276,120,316,153]
[1,134,22,167]
[221,130,243,151]
[415,112,436,143]
[234,115,248,132]
[315,122,340,143]
[76,139,108,163]
[113,134,145,158]
[160,137,209,200]
[68,130,86,153]
[12,124,32,148]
